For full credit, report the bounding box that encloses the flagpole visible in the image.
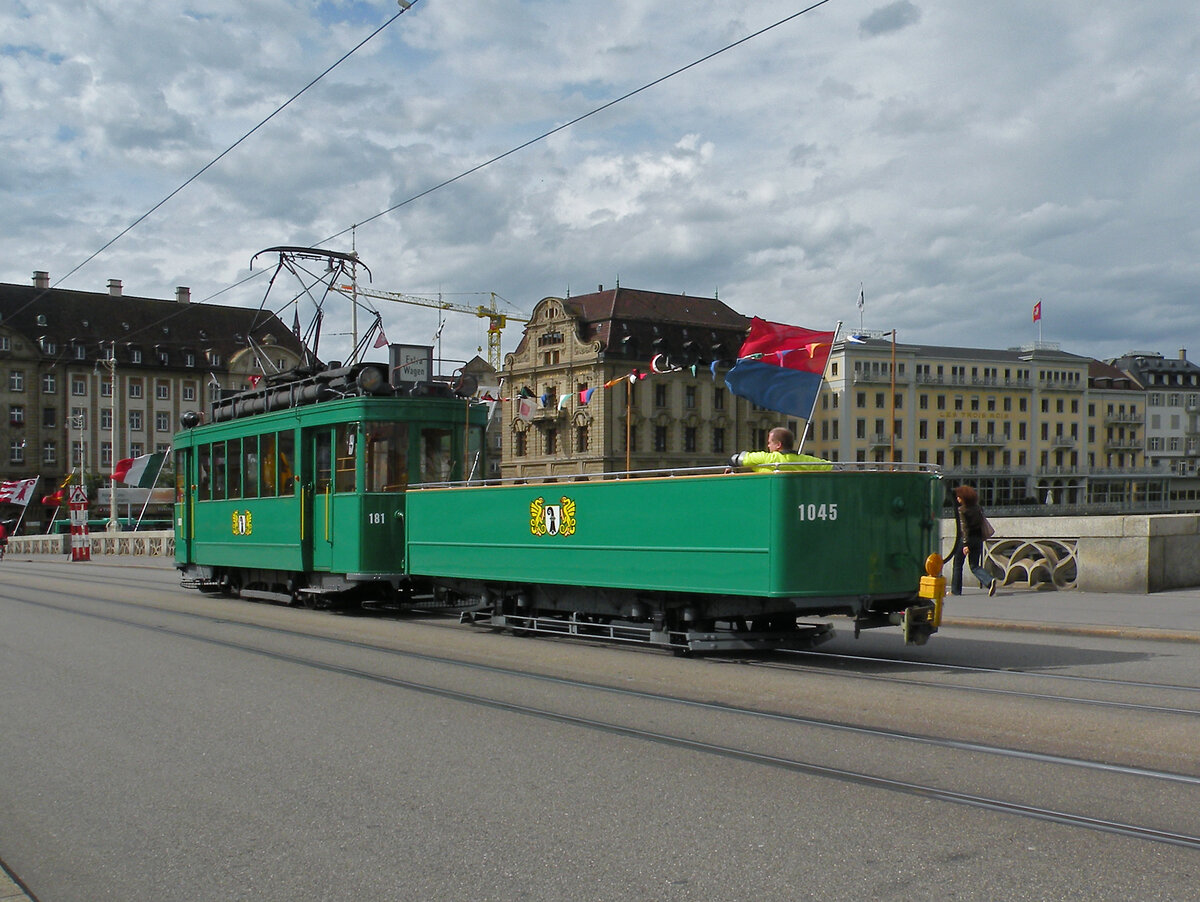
[889,328,897,468]
[108,344,119,529]
[799,320,842,454]
[625,379,632,474]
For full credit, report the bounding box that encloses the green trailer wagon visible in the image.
[407,464,945,651]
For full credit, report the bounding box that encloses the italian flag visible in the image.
[112,452,166,488]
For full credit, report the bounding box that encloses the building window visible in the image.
[576,425,589,452]
[42,407,56,428]
[9,404,23,426]
[712,428,725,454]
[101,380,113,398]
[72,376,87,396]
[684,427,697,452]
[654,425,668,452]
[545,428,557,455]
[183,384,196,402]
[156,381,170,400]
[156,412,171,432]
[101,408,113,430]
[685,386,696,409]
[0,336,9,351]
[42,373,56,393]
[9,440,24,464]
[43,441,56,464]
[101,442,113,466]
[129,410,144,432]
[714,389,725,411]
[514,432,526,457]
[129,379,143,399]
[655,384,668,407]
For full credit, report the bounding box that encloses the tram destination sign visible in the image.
[389,344,433,387]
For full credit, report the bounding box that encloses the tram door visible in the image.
[307,427,335,571]
[174,448,193,562]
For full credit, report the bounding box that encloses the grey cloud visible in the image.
[860,2,922,38]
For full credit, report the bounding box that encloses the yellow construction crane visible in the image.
[338,285,528,371]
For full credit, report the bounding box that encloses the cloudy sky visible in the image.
[3,0,1199,369]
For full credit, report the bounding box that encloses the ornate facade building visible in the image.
[500,286,781,479]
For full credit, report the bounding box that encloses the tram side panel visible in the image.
[405,470,941,604]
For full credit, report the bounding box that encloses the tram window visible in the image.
[211,442,227,500]
[227,438,242,499]
[420,428,453,483]
[278,430,295,496]
[315,430,332,493]
[259,433,276,498]
[243,436,259,498]
[365,422,408,492]
[335,423,356,493]
[198,444,211,501]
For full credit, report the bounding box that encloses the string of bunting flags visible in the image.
[486,316,837,422]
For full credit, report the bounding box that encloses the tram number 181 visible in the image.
[797,503,838,522]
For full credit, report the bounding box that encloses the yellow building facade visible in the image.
[805,336,1165,511]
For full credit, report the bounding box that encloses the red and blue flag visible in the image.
[724,318,835,419]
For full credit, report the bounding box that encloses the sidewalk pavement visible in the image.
[940,582,1200,643]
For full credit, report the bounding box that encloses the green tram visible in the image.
[174,362,487,605]
[175,359,947,651]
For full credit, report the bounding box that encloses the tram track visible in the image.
[711,649,1200,717]
[5,576,1200,851]
[10,561,1200,718]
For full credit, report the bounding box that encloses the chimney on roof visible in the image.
[598,284,603,292]
[107,279,123,297]
[1180,349,1188,361]
[32,271,49,289]
[176,286,191,304]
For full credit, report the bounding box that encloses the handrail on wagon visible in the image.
[410,460,942,490]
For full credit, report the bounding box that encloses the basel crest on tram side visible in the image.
[529,496,576,537]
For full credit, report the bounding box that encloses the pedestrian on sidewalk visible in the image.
[945,485,996,596]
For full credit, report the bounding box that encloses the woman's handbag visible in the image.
[981,516,996,540]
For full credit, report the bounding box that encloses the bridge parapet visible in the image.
[8,530,175,560]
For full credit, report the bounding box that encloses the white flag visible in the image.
[0,477,39,506]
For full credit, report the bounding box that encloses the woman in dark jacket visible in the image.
[946,485,996,596]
